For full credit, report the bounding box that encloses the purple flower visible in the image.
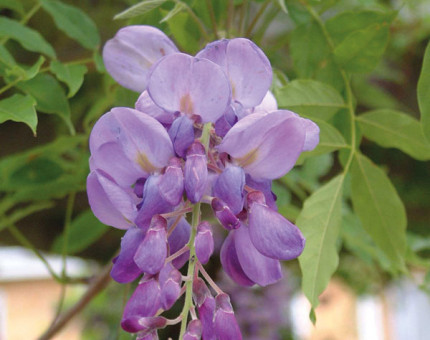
[184,141,208,203]
[194,221,214,264]
[184,320,202,340]
[214,293,242,340]
[147,53,231,123]
[103,25,178,92]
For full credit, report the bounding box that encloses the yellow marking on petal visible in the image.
[235,148,259,168]
[136,152,158,174]
[180,93,194,115]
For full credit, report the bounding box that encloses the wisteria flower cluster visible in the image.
[87,25,319,340]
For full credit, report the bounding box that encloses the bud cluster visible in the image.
[87,25,319,339]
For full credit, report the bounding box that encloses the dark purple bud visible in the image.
[194,221,214,264]
[211,198,240,230]
[167,217,191,269]
[158,157,184,206]
[214,105,237,138]
[160,266,182,310]
[246,175,277,211]
[111,227,145,283]
[184,141,208,203]
[214,294,242,340]
[121,278,161,332]
[184,319,202,340]
[168,115,195,157]
[248,193,305,260]
[137,330,159,340]
[213,166,245,214]
[134,178,147,198]
[135,175,174,231]
[192,278,211,307]
[123,316,167,334]
[134,216,167,274]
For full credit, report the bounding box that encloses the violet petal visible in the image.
[194,221,214,264]
[213,166,245,214]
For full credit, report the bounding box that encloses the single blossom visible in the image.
[103,25,178,92]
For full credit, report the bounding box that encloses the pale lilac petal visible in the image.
[302,118,320,151]
[91,142,144,187]
[234,226,283,287]
[87,170,137,229]
[213,165,245,214]
[214,294,242,340]
[135,91,175,125]
[248,198,305,260]
[90,107,174,177]
[220,232,254,287]
[111,227,145,283]
[197,38,272,108]
[158,158,184,206]
[103,25,178,92]
[194,222,214,264]
[148,53,231,123]
[134,216,168,274]
[253,90,278,113]
[218,110,306,180]
[184,141,208,203]
[168,115,195,158]
[135,175,175,231]
[122,278,161,332]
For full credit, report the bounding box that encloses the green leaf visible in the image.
[350,153,407,271]
[326,10,395,45]
[164,10,200,54]
[0,17,56,58]
[160,2,186,23]
[334,23,390,73]
[16,73,74,134]
[0,94,37,135]
[357,110,430,161]
[40,0,100,50]
[277,0,288,14]
[298,174,344,308]
[298,120,348,162]
[0,0,24,14]
[6,56,45,81]
[418,40,430,141]
[114,0,167,20]
[290,21,330,79]
[275,80,346,120]
[50,60,87,97]
[52,210,108,254]
[342,210,391,271]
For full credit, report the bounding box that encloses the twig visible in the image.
[38,263,112,340]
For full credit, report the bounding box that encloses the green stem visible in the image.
[175,0,210,41]
[178,203,201,339]
[0,76,23,95]
[39,57,94,73]
[226,0,235,38]
[303,1,356,173]
[238,0,248,36]
[245,0,270,38]
[205,0,219,39]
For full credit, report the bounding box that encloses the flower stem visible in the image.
[178,202,201,339]
[245,0,270,38]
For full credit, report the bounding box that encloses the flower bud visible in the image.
[211,198,240,230]
[214,294,242,340]
[184,319,202,340]
[194,222,214,264]
[213,166,245,214]
[168,115,195,158]
[134,215,167,274]
[158,157,184,206]
[160,266,182,310]
[184,141,208,203]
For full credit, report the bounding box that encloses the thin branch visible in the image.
[245,0,270,38]
[38,263,112,340]
[205,0,219,39]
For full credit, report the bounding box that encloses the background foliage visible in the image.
[0,0,429,338]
